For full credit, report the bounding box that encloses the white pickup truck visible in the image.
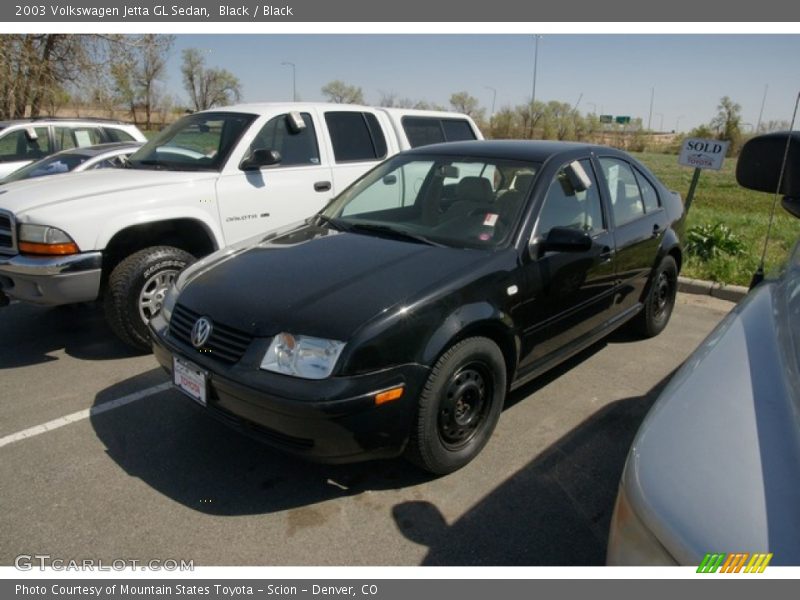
[0,103,482,349]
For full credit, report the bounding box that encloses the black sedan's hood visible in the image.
[178,224,493,340]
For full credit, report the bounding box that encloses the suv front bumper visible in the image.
[0,251,102,305]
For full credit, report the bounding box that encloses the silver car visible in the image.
[0,141,144,184]
[607,130,800,566]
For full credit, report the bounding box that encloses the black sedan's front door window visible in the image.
[517,158,618,372]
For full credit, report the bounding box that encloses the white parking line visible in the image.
[0,382,172,449]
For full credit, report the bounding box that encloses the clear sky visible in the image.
[161,34,800,132]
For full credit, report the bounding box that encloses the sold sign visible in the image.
[678,138,730,171]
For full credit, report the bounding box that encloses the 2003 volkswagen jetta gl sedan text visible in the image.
[150,140,684,474]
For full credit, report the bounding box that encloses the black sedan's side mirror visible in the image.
[240,148,282,171]
[531,226,592,258]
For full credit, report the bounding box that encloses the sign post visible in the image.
[678,138,730,214]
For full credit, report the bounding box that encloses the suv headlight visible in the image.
[18,224,79,255]
[260,333,345,380]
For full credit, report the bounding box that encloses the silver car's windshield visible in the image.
[320,154,541,250]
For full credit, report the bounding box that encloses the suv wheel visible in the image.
[104,246,195,351]
[633,255,678,338]
[405,337,506,475]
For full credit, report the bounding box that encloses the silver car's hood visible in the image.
[624,246,800,565]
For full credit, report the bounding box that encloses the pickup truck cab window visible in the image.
[325,111,388,162]
[248,112,320,167]
[401,116,478,147]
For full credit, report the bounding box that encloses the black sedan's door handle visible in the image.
[600,246,614,262]
[652,223,662,238]
[314,181,332,192]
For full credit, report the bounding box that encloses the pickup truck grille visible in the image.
[169,303,253,364]
[0,210,16,254]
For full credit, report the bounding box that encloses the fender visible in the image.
[420,301,519,374]
[653,225,682,273]
[95,207,225,252]
[639,225,682,303]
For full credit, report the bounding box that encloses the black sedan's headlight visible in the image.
[260,333,345,380]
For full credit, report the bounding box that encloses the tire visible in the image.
[104,246,195,351]
[632,255,678,338]
[405,337,507,475]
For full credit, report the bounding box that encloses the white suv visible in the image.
[0,103,481,349]
[0,118,147,178]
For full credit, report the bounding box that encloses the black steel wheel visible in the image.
[633,254,678,338]
[406,337,506,475]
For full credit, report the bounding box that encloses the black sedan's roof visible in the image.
[405,139,624,162]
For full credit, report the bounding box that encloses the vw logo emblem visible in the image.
[191,317,213,348]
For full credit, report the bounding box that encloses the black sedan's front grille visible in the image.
[169,303,253,363]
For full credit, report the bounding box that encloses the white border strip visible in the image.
[1,22,799,34]
[0,382,172,449]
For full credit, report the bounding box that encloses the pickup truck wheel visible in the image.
[633,255,677,338]
[104,246,195,351]
[405,337,506,475]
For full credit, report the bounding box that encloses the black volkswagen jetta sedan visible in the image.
[150,140,684,474]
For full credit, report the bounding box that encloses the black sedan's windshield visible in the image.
[128,112,256,172]
[320,154,541,249]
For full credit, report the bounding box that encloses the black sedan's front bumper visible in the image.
[149,314,430,463]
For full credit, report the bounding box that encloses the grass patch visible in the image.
[632,152,799,286]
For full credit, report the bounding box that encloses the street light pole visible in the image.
[484,85,497,118]
[281,61,296,101]
[529,35,541,138]
[756,84,768,133]
[675,115,685,132]
[648,87,654,130]
[655,112,664,132]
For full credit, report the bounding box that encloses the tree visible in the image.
[134,35,175,129]
[688,124,715,139]
[489,107,516,139]
[543,101,574,140]
[321,80,364,104]
[110,42,138,121]
[0,34,92,119]
[759,119,790,134]
[710,96,742,155]
[181,48,242,111]
[449,91,485,121]
[516,100,546,138]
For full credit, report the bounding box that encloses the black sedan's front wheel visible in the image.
[406,337,506,475]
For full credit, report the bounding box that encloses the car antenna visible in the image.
[749,90,800,290]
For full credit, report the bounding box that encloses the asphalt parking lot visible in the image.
[1,293,734,567]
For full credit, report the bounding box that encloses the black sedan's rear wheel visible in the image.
[633,255,678,338]
[406,337,506,475]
